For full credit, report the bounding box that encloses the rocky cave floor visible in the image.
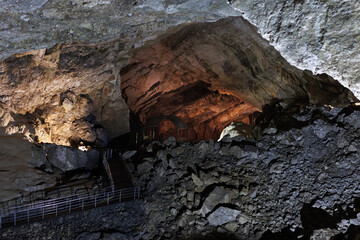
[2,104,360,240]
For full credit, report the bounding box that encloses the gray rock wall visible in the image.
[0,131,100,202]
[0,0,240,61]
[229,0,360,98]
[4,106,360,239]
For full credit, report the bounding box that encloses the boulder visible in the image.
[163,136,177,147]
[137,161,153,176]
[207,207,240,226]
[218,122,257,142]
[47,145,90,172]
[310,229,340,240]
[0,132,57,201]
[122,150,137,161]
[200,187,238,216]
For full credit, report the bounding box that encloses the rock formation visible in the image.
[3,105,360,239]
[121,17,355,141]
[0,127,101,202]
[1,0,360,239]
[0,131,56,202]
[1,16,354,145]
[0,43,129,146]
[0,0,240,61]
[228,0,360,98]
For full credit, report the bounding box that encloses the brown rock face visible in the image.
[0,42,130,146]
[0,16,356,144]
[121,17,356,141]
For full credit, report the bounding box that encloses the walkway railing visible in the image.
[0,186,140,228]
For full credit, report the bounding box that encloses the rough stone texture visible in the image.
[0,0,357,146]
[1,201,145,240]
[0,130,56,202]
[3,0,360,102]
[229,0,360,98]
[121,17,356,141]
[0,128,101,202]
[4,106,360,239]
[200,186,237,216]
[1,17,355,145]
[0,0,240,61]
[310,228,340,240]
[0,43,129,145]
[0,0,240,146]
[46,144,99,172]
[207,207,240,226]
[218,122,261,142]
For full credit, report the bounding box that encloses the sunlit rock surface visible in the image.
[229,0,360,98]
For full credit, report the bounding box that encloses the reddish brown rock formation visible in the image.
[0,17,356,144]
[121,17,356,141]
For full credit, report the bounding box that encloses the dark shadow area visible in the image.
[300,203,337,238]
[260,227,302,240]
[176,232,241,240]
[333,225,360,240]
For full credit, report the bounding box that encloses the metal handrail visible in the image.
[0,186,114,215]
[0,186,140,228]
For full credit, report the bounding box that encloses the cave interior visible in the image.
[0,12,359,240]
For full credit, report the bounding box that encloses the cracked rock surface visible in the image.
[0,0,240,61]
[229,0,360,98]
[4,105,360,239]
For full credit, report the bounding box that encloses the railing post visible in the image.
[14,212,16,226]
[69,201,71,213]
[42,207,44,219]
[27,210,29,222]
[56,205,58,216]
[95,196,97,207]
[82,199,84,211]
[107,193,109,205]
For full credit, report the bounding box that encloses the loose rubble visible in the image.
[3,106,360,239]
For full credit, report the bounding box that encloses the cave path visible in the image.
[107,156,137,189]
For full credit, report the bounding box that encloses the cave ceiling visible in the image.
[0,0,359,144]
[1,0,359,98]
[121,17,356,141]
